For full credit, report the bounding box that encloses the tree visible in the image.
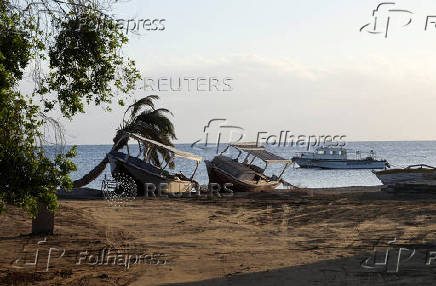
[73,95,177,188]
[0,1,33,89]
[0,89,77,218]
[0,0,140,221]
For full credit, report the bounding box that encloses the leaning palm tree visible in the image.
[73,95,176,188]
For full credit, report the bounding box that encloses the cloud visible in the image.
[25,53,436,144]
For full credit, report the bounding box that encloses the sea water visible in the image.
[46,141,436,190]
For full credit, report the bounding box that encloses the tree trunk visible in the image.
[73,155,109,188]
[32,202,54,235]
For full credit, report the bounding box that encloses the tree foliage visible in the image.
[0,90,77,217]
[40,8,140,118]
[0,1,33,88]
[0,0,140,217]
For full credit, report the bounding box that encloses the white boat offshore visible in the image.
[292,147,389,170]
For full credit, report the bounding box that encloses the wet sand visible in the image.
[2,187,436,285]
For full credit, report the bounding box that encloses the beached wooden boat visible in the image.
[373,164,436,185]
[108,133,202,194]
[205,143,292,192]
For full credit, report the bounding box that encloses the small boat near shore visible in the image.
[292,146,389,169]
[373,164,436,185]
[108,132,202,194]
[205,142,292,192]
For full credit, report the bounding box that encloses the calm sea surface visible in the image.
[50,141,436,190]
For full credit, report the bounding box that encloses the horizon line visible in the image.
[62,138,436,146]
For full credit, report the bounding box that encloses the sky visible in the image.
[22,0,436,144]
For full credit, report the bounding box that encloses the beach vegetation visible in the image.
[0,0,139,218]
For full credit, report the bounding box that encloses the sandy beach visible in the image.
[1,187,436,285]
[4,0,436,285]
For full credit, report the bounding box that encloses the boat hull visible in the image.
[374,169,436,185]
[292,158,387,169]
[205,160,281,192]
[108,152,194,194]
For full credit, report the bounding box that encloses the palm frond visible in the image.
[134,109,176,141]
[123,95,159,123]
[113,97,177,169]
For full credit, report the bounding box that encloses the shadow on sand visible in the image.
[165,248,436,286]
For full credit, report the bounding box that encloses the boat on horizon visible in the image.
[108,132,202,194]
[205,142,292,192]
[373,164,436,185]
[292,146,389,169]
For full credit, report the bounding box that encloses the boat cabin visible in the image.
[205,142,293,192]
[222,142,292,180]
[299,147,348,160]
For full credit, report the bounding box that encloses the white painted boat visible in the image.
[373,164,436,185]
[292,147,388,170]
